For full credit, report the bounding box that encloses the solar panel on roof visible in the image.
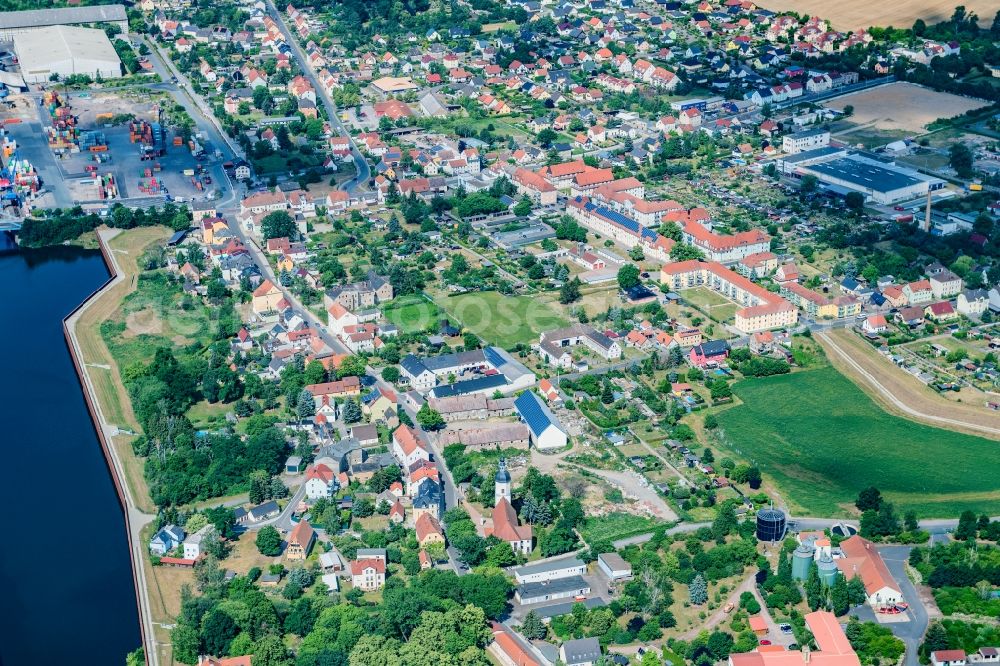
[483,346,505,367]
[514,391,552,437]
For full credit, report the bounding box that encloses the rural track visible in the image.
[816,331,1000,438]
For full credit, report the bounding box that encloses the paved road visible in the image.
[817,330,1000,438]
[264,0,369,192]
[879,545,929,666]
[244,482,308,532]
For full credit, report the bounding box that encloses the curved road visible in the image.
[817,331,1000,438]
[264,0,370,192]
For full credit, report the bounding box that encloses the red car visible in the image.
[759,640,772,646]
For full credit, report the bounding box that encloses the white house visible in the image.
[957,289,988,317]
[183,525,213,560]
[304,463,336,499]
[392,424,431,466]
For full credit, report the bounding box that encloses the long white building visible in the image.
[14,26,123,83]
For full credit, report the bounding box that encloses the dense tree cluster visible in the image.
[910,541,1000,588]
[19,203,192,247]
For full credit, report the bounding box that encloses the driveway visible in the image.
[877,545,928,666]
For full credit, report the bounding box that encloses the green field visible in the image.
[714,366,1000,518]
[101,271,212,368]
[383,294,440,333]
[434,291,568,348]
[579,512,660,545]
[680,287,738,323]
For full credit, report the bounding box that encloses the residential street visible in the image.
[263,0,370,192]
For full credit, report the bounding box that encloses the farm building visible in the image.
[514,390,568,450]
[14,25,122,83]
[835,535,902,609]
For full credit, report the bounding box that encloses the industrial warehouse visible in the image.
[781,153,945,205]
[13,26,123,84]
[0,4,128,41]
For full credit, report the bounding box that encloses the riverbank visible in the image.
[63,227,167,666]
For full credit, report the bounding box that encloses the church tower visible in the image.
[495,458,511,505]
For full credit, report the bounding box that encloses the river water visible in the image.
[0,235,141,665]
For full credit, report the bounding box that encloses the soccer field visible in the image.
[435,291,568,348]
[715,366,1000,518]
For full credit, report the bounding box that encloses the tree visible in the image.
[805,565,824,610]
[256,525,282,556]
[381,366,400,383]
[353,497,375,518]
[253,634,292,666]
[831,575,850,615]
[261,211,296,240]
[746,466,762,490]
[689,574,708,604]
[855,486,882,512]
[847,577,868,607]
[249,469,269,505]
[617,263,641,290]
[845,192,865,212]
[560,276,582,304]
[463,332,481,350]
[670,243,705,262]
[513,196,533,217]
[955,510,978,541]
[949,142,974,179]
[520,610,546,640]
[416,403,445,430]
[923,622,949,657]
[171,624,200,666]
[800,174,818,194]
[201,607,238,656]
[296,388,316,421]
[342,398,362,424]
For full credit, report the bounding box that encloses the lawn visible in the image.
[680,286,738,323]
[383,294,440,334]
[579,512,660,545]
[714,366,1000,518]
[434,291,568,348]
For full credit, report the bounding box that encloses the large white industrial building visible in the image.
[0,5,128,41]
[14,25,123,84]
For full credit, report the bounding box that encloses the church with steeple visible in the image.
[486,458,533,555]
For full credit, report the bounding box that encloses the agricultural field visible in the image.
[434,290,568,348]
[382,294,441,334]
[755,0,994,31]
[714,366,1000,518]
[824,82,991,134]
